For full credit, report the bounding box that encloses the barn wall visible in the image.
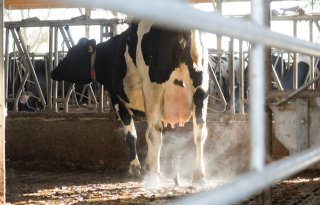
[5,113,253,178]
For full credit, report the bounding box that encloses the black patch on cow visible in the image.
[194,88,208,124]
[188,69,203,88]
[130,109,146,118]
[95,28,131,105]
[127,24,138,66]
[141,27,193,84]
[125,132,137,161]
[174,79,185,87]
[117,102,132,126]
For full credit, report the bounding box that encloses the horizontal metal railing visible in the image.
[48,0,320,57]
[171,145,320,205]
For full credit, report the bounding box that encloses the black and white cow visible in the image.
[279,54,317,89]
[208,53,315,109]
[51,20,209,183]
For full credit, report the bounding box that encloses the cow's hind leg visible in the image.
[192,88,208,184]
[115,102,141,177]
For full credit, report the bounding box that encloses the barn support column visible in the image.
[0,0,6,202]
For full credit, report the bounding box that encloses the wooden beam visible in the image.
[4,0,229,10]
[4,0,75,9]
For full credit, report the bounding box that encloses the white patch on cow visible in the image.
[191,30,209,92]
[122,45,145,112]
[114,104,122,121]
[124,118,137,137]
[192,116,207,182]
[136,21,153,79]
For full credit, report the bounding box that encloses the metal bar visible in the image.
[59,26,72,49]
[274,75,320,106]
[293,21,298,90]
[0,0,5,202]
[10,28,29,111]
[309,21,315,89]
[228,39,235,114]
[238,40,244,114]
[48,26,53,109]
[250,0,265,172]
[99,25,104,113]
[270,55,284,90]
[315,20,320,35]
[267,90,320,100]
[208,62,227,108]
[46,0,320,57]
[53,26,59,112]
[63,83,74,113]
[273,15,320,21]
[15,28,47,107]
[5,18,126,28]
[4,28,9,101]
[171,145,320,205]
[64,25,75,46]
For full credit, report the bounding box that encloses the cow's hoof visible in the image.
[144,172,162,189]
[128,159,141,178]
[192,172,205,186]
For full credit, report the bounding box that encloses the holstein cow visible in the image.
[51,20,209,183]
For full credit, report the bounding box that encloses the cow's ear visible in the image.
[88,39,97,53]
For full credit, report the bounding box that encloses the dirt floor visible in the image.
[5,168,320,205]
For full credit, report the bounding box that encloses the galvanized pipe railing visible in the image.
[47,0,320,57]
[171,145,320,205]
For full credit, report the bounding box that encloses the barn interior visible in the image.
[1,0,320,204]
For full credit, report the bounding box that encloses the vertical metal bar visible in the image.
[239,40,245,114]
[228,39,235,114]
[250,0,266,172]
[85,8,91,38]
[293,21,298,90]
[48,26,53,109]
[0,0,5,202]
[99,25,104,113]
[53,26,59,112]
[4,28,9,102]
[263,1,272,204]
[309,21,314,89]
[216,0,222,53]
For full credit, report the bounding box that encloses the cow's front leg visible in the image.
[144,121,163,178]
[115,102,141,177]
[192,88,208,184]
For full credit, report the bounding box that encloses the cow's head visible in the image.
[51,38,96,84]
